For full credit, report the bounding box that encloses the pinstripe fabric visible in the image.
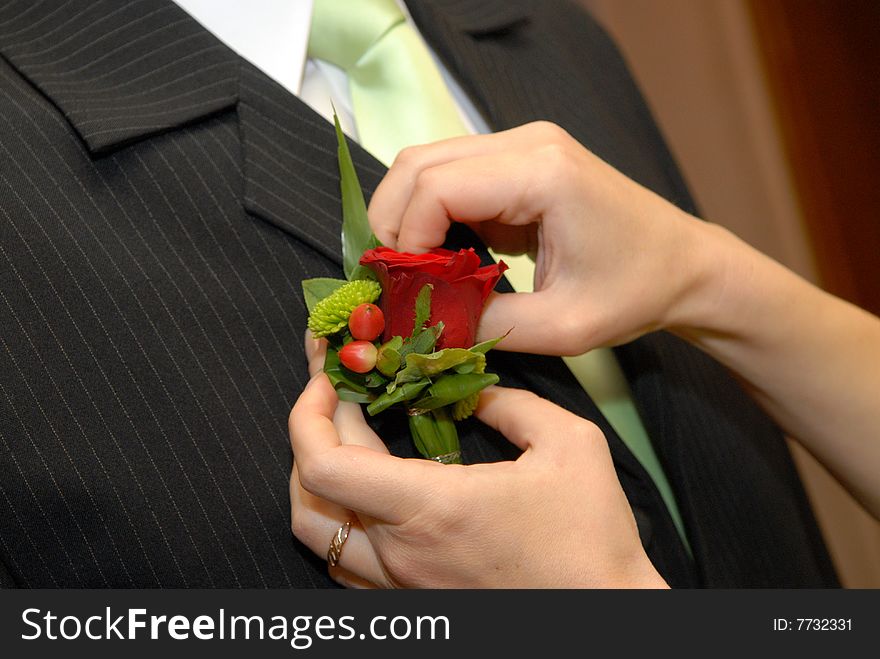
[0,0,835,588]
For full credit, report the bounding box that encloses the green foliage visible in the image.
[410,373,499,413]
[366,379,430,417]
[375,336,404,376]
[400,322,443,361]
[470,330,511,355]
[453,352,487,421]
[302,277,348,313]
[389,348,486,392]
[334,112,381,281]
[412,284,433,336]
[364,370,389,389]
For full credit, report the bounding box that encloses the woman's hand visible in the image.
[368,121,723,355]
[367,121,880,516]
[289,336,668,588]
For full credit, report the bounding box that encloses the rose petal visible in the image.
[360,248,507,348]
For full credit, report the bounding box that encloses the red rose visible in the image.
[360,247,508,349]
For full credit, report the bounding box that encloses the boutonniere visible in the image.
[302,116,507,464]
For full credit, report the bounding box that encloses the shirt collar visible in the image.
[172,0,313,96]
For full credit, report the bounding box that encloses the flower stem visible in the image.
[407,406,462,464]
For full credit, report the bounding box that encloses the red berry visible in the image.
[348,303,385,341]
[338,340,378,373]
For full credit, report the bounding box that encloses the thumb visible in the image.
[305,331,327,378]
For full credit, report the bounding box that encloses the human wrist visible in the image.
[664,220,822,367]
[662,219,753,339]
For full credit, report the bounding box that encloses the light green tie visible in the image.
[309,0,468,166]
[309,0,690,553]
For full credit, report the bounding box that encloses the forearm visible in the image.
[673,222,880,517]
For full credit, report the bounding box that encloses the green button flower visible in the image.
[307,279,382,338]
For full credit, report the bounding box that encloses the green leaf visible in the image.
[470,329,512,355]
[412,284,432,336]
[334,112,382,280]
[409,373,499,412]
[376,335,404,376]
[366,379,430,416]
[390,349,486,391]
[399,322,443,361]
[376,348,401,375]
[302,277,349,313]
[348,262,380,283]
[364,371,389,389]
[336,387,376,404]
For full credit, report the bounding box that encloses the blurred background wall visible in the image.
[581,0,880,587]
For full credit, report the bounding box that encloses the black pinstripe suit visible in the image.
[0,0,837,588]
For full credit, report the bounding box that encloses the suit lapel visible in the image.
[0,0,239,154]
[408,0,696,212]
[404,0,533,139]
[236,63,385,267]
[0,0,354,263]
